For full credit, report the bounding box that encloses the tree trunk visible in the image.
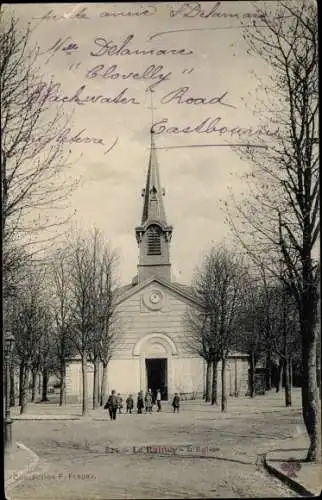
[234,358,238,397]
[10,363,15,407]
[301,324,321,462]
[38,373,42,394]
[100,361,108,406]
[205,360,211,402]
[59,360,66,406]
[266,350,272,390]
[316,342,321,397]
[19,361,25,406]
[221,358,227,412]
[250,351,256,397]
[289,355,293,388]
[31,369,38,402]
[93,357,100,409]
[81,355,88,416]
[284,357,292,407]
[20,367,28,414]
[211,360,218,405]
[41,367,49,402]
[276,359,283,392]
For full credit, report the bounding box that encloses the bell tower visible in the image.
[135,131,173,283]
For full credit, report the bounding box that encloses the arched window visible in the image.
[147,225,161,255]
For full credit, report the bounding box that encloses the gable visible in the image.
[115,276,202,309]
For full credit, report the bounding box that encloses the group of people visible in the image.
[104,389,180,420]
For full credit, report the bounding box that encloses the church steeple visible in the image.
[135,130,173,283]
[141,132,167,224]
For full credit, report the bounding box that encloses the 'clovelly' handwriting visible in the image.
[33,83,140,105]
[160,86,236,108]
[151,117,278,138]
[85,64,172,92]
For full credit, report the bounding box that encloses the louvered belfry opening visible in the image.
[147,225,161,255]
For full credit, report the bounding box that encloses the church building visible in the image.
[65,132,249,402]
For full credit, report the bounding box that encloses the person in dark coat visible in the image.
[104,390,118,420]
[126,394,134,413]
[137,391,144,414]
[172,393,180,413]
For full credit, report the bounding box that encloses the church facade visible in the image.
[65,133,249,402]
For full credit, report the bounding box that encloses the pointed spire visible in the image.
[141,130,167,224]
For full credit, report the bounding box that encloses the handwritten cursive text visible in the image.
[169,2,267,20]
[32,5,157,23]
[24,128,119,156]
[85,64,172,92]
[90,34,193,57]
[160,86,236,108]
[151,117,278,138]
[34,83,140,105]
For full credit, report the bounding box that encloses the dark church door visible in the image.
[145,358,168,400]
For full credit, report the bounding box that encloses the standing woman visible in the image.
[156,389,162,412]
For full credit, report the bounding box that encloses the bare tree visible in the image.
[234,278,266,398]
[67,228,118,415]
[1,15,76,304]
[39,311,58,403]
[68,234,94,415]
[185,309,212,402]
[10,264,47,413]
[50,249,75,406]
[189,246,245,411]
[225,1,320,461]
[86,229,119,409]
[97,248,119,407]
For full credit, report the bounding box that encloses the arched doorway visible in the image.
[133,333,177,401]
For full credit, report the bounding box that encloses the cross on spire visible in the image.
[146,88,156,133]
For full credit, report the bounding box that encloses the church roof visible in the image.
[172,282,194,296]
[115,275,203,308]
[141,131,167,225]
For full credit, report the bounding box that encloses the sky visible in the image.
[4,1,277,285]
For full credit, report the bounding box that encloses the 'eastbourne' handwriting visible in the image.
[151,117,278,138]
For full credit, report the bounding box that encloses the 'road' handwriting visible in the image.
[160,86,236,108]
